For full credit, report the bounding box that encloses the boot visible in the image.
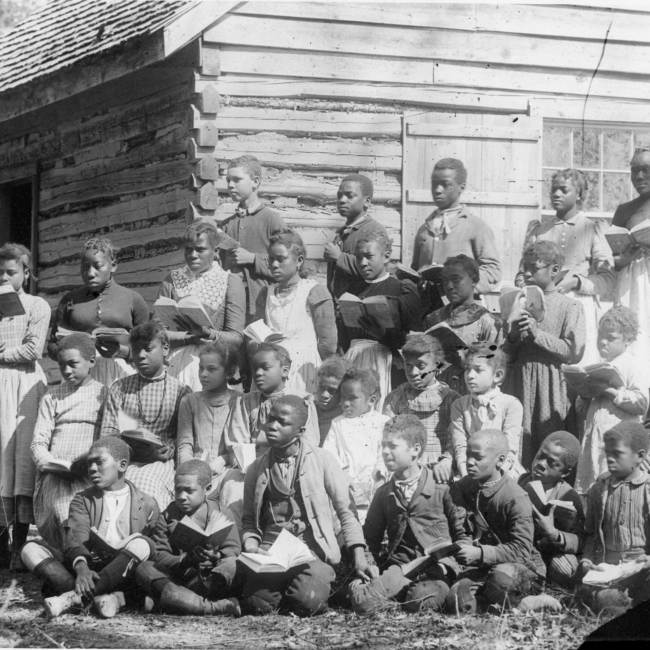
[10,522,30,572]
[93,550,139,595]
[159,583,241,617]
[135,561,171,600]
[33,557,76,595]
[445,579,477,616]
[0,527,11,569]
[44,590,84,617]
[94,591,126,619]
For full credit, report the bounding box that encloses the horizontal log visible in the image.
[434,61,650,104]
[218,45,434,85]
[215,135,402,171]
[406,123,540,141]
[205,14,650,77]
[39,186,191,242]
[215,105,402,137]
[40,159,192,213]
[406,189,540,207]
[215,75,530,113]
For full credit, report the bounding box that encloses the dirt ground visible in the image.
[0,565,604,650]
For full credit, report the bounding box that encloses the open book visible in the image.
[231,443,257,472]
[242,320,287,345]
[561,362,625,399]
[526,480,577,515]
[153,296,214,332]
[168,512,234,553]
[499,285,545,324]
[583,561,646,587]
[215,230,241,251]
[89,527,143,558]
[605,221,650,255]
[54,326,129,347]
[238,528,314,573]
[118,411,165,463]
[338,293,401,329]
[0,284,25,318]
[400,538,461,578]
[41,457,87,478]
[424,322,468,372]
[394,263,444,283]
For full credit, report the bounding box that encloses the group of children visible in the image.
[1,153,650,622]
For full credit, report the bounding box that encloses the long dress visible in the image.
[0,290,49,526]
[341,275,421,411]
[31,379,106,550]
[257,278,336,394]
[502,289,586,468]
[424,302,500,395]
[516,213,615,366]
[158,263,245,391]
[575,349,648,495]
[100,371,191,509]
[612,194,650,385]
[47,281,149,387]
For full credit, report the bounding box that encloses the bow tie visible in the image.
[473,389,500,423]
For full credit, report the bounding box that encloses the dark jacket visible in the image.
[326,214,388,299]
[518,472,586,555]
[64,480,158,565]
[363,465,471,568]
[242,438,365,565]
[220,204,286,317]
[151,499,241,571]
[454,474,544,575]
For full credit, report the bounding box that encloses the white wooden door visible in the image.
[402,111,542,285]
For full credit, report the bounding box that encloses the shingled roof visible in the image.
[0,0,194,94]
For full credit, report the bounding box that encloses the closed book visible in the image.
[89,527,143,558]
[91,327,130,346]
[0,285,25,318]
[338,293,400,329]
[238,528,314,573]
[168,512,234,553]
[561,362,625,399]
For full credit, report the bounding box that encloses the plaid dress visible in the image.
[383,381,460,465]
[101,371,191,509]
[0,291,49,526]
[31,379,106,550]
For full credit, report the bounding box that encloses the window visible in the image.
[542,123,650,217]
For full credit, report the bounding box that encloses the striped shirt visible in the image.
[603,474,648,560]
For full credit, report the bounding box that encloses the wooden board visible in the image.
[406,190,539,207]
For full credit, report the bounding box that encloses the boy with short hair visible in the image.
[350,415,470,614]
[448,429,545,613]
[21,437,158,618]
[518,431,586,587]
[135,459,241,616]
[314,355,351,445]
[240,395,373,616]
[220,154,287,320]
[384,334,460,482]
[577,422,650,609]
[324,173,388,300]
[411,158,501,315]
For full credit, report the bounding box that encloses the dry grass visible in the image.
[0,568,603,650]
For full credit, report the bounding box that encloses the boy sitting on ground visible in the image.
[21,437,158,619]
[577,422,650,612]
[448,429,546,614]
[518,431,585,588]
[135,459,241,617]
[350,415,470,614]
[239,395,374,616]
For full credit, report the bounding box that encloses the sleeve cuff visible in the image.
[73,556,88,569]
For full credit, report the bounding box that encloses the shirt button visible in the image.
[105,517,110,522]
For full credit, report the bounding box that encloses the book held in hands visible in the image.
[0,284,26,318]
[605,221,650,255]
[394,263,444,283]
[168,512,234,553]
[238,528,314,573]
[424,322,468,373]
[583,561,647,587]
[89,527,144,558]
[526,480,577,515]
[400,538,461,578]
[153,295,214,332]
[499,285,545,324]
[230,443,257,472]
[118,411,165,463]
[337,292,400,329]
[561,362,625,399]
[242,320,287,345]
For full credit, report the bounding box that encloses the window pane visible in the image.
[603,172,631,212]
[634,131,650,153]
[582,170,601,212]
[543,125,571,167]
[573,128,600,169]
[603,130,631,169]
[542,168,556,210]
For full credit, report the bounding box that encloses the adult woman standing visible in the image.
[515,169,615,364]
[157,220,245,391]
[611,148,650,379]
[48,238,149,387]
